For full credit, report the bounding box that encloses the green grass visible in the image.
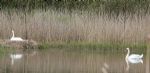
[0,41,147,56]
[38,41,147,54]
[38,41,147,49]
[0,45,11,57]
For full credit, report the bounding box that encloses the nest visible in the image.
[0,39,38,49]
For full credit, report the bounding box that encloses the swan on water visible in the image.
[125,48,143,64]
[125,48,143,71]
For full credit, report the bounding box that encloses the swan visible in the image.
[10,53,23,65]
[10,30,24,41]
[125,48,143,64]
[125,48,143,71]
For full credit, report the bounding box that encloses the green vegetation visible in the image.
[0,0,150,15]
[38,41,147,49]
[0,45,11,57]
[37,41,146,54]
[0,0,149,51]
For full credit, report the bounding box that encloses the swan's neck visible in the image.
[12,31,15,38]
[125,48,130,71]
[126,49,130,59]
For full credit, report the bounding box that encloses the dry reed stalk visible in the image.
[0,10,149,43]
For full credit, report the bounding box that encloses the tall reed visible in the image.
[0,10,149,44]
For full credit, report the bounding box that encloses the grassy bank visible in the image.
[0,45,11,57]
[38,41,147,49]
[37,41,147,54]
[0,41,146,56]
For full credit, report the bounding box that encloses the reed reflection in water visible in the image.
[0,48,148,73]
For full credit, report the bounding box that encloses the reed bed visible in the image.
[0,10,149,44]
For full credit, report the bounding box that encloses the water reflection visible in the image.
[146,48,150,73]
[10,53,23,65]
[9,49,37,66]
[101,62,109,73]
[0,48,147,73]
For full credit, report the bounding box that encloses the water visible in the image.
[0,48,149,73]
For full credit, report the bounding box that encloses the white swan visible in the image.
[10,30,24,41]
[125,48,143,64]
[10,53,23,65]
[125,48,143,71]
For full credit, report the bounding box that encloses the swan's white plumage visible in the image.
[10,37,24,41]
[128,54,143,60]
[10,30,24,41]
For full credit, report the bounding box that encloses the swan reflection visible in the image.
[10,53,23,65]
[102,63,109,73]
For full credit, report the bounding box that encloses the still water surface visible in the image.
[0,48,149,73]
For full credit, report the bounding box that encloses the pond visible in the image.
[0,48,149,73]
